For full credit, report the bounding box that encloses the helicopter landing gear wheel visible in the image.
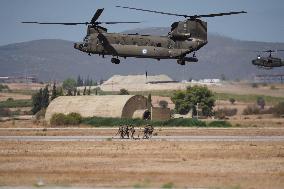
[111,58,120,64]
[177,59,185,65]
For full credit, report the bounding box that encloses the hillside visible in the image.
[0,27,284,81]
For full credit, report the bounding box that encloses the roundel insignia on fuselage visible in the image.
[142,49,147,54]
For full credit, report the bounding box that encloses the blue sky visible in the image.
[0,0,283,45]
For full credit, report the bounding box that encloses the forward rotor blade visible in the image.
[116,5,246,19]
[91,8,104,24]
[100,21,141,24]
[22,21,89,25]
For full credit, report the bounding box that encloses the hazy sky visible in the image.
[0,0,283,45]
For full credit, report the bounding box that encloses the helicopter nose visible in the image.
[74,43,79,50]
[74,43,83,50]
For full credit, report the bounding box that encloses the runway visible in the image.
[0,135,283,142]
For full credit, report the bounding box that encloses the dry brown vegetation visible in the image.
[0,141,283,189]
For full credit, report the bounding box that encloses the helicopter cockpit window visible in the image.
[84,35,90,42]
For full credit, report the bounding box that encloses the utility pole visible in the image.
[196,103,199,120]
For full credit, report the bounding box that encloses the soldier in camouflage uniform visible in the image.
[143,124,154,139]
[124,125,130,139]
[129,125,135,139]
[117,125,125,139]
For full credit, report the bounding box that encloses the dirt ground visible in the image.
[0,141,283,189]
[0,92,31,101]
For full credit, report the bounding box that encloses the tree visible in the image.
[41,85,49,108]
[159,100,168,108]
[119,88,129,95]
[87,86,91,95]
[83,86,87,95]
[67,89,73,96]
[229,98,236,105]
[257,97,265,110]
[77,75,83,87]
[220,74,226,81]
[62,78,77,94]
[73,88,77,96]
[172,86,215,116]
[77,90,81,96]
[32,88,43,114]
[51,82,57,101]
[57,86,64,96]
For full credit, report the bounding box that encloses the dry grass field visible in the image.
[0,82,283,189]
[0,141,283,189]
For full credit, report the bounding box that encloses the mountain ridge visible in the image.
[1,27,284,81]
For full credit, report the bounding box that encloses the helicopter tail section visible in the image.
[170,19,207,42]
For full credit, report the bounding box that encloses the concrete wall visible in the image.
[151,107,171,121]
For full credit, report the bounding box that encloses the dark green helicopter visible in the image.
[252,50,284,69]
[22,7,246,65]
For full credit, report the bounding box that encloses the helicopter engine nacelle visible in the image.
[169,32,191,40]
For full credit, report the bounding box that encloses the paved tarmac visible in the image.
[0,135,283,142]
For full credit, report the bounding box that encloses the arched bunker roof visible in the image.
[45,95,148,121]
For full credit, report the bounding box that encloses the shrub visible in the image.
[0,99,32,108]
[215,108,237,119]
[251,83,258,88]
[162,182,174,189]
[270,85,277,90]
[82,117,207,127]
[50,113,67,126]
[229,98,236,105]
[208,120,232,127]
[66,112,82,125]
[0,108,11,117]
[50,112,82,126]
[6,98,14,101]
[0,84,9,92]
[271,102,284,117]
[243,105,260,115]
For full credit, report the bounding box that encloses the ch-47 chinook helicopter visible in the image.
[252,50,284,69]
[22,7,246,65]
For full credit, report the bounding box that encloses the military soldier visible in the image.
[143,124,154,139]
[116,125,125,139]
[124,125,130,139]
[129,125,135,139]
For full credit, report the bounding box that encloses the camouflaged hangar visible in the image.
[45,95,149,122]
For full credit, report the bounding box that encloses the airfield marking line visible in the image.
[0,135,283,142]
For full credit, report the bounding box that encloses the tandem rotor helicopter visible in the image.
[252,50,284,69]
[22,6,246,65]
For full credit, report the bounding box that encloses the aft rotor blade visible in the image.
[91,8,104,24]
[195,11,247,18]
[116,5,246,19]
[116,6,188,17]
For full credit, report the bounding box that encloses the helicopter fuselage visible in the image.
[74,19,208,65]
[74,32,206,59]
[252,56,284,68]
